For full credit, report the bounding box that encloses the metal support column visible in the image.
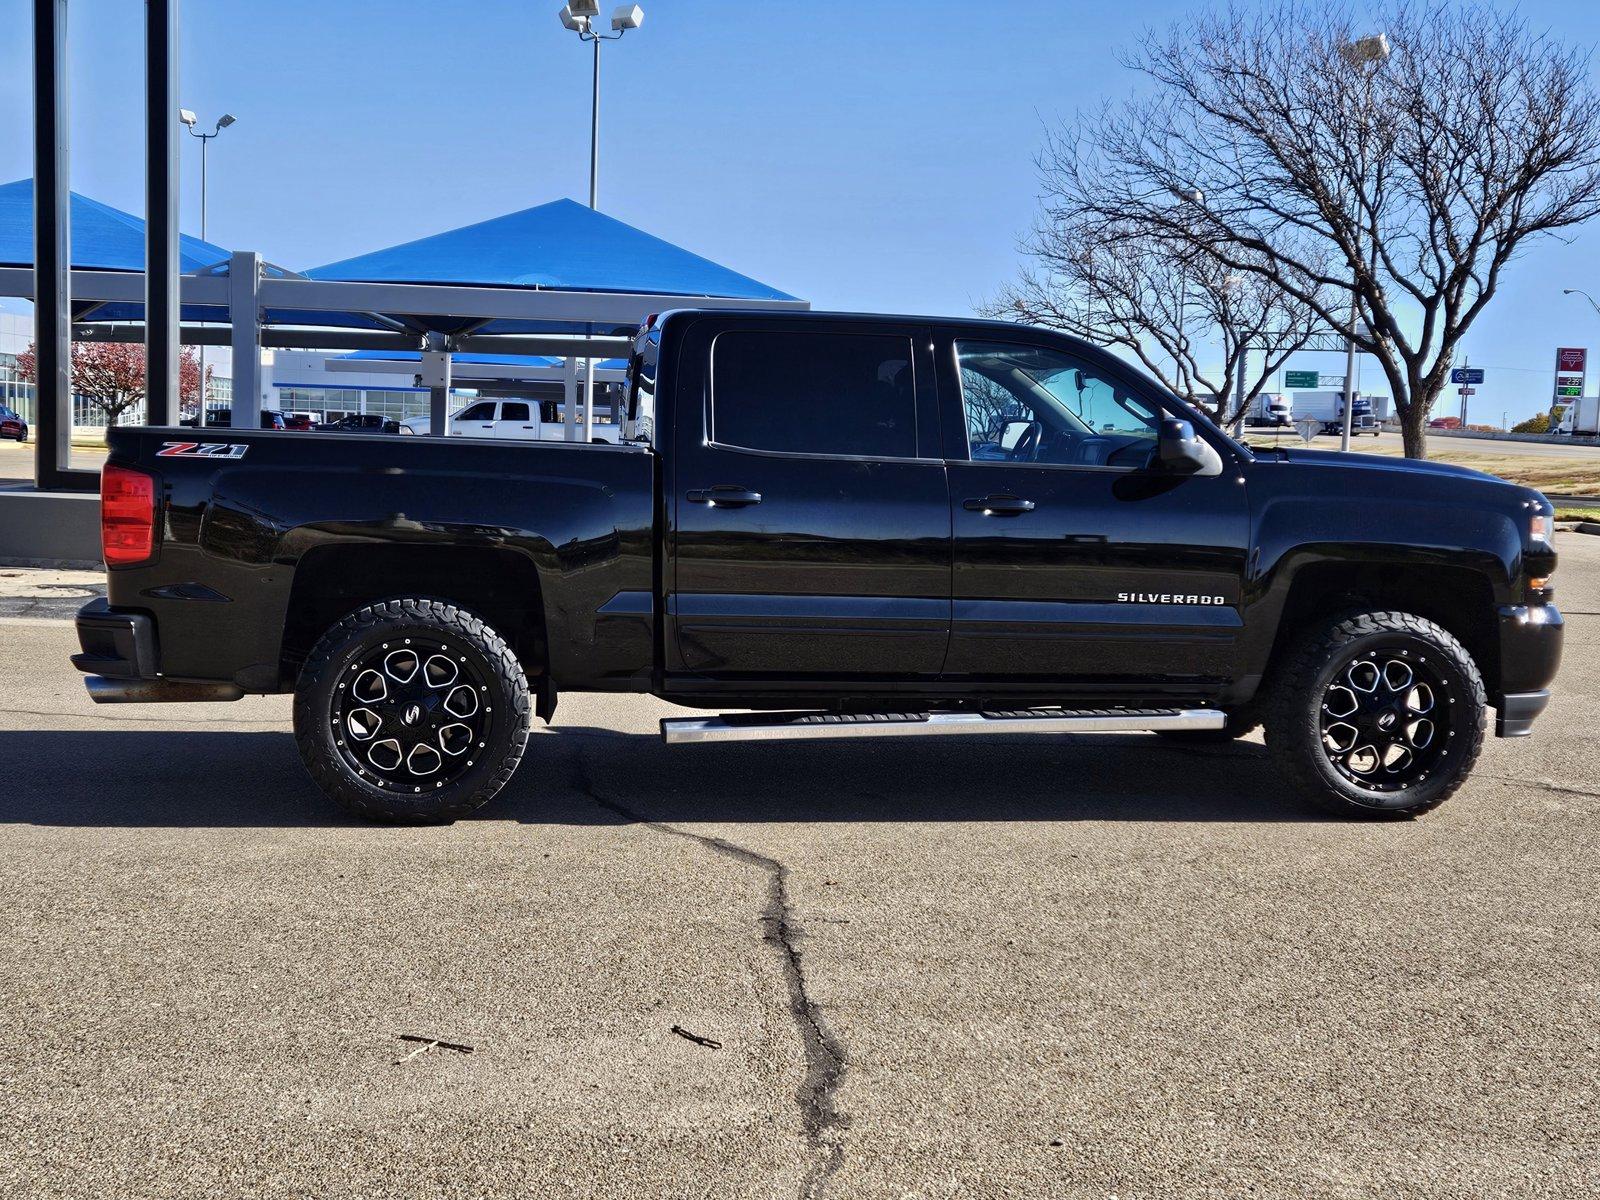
[31,0,73,487]
[563,354,579,442]
[422,332,451,436]
[32,0,91,491]
[228,250,262,424]
[582,355,595,441]
[144,0,180,427]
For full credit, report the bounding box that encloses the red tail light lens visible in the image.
[101,464,157,566]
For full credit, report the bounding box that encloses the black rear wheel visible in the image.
[293,598,531,822]
[1264,610,1485,818]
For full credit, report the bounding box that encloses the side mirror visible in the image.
[998,419,1032,451]
[1157,418,1224,477]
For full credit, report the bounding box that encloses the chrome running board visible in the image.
[661,707,1225,746]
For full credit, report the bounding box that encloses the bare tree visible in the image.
[1033,0,1600,457]
[991,217,1325,427]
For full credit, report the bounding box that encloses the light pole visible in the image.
[558,3,644,210]
[180,110,235,420]
[558,3,643,441]
[1563,287,1600,320]
[1337,32,1390,452]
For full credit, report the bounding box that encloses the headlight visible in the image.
[1530,513,1550,542]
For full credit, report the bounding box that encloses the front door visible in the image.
[939,334,1250,692]
[669,318,950,679]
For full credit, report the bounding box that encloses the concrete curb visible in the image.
[1576,522,1600,537]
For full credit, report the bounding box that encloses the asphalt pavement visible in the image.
[2,538,1597,1198]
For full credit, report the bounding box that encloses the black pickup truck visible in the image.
[74,310,1562,822]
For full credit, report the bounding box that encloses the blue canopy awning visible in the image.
[0,177,229,272]
[307,198,797,302]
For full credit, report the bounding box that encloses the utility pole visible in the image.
[180,110,235,420]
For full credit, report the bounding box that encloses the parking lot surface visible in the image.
[2,538,1597,1198]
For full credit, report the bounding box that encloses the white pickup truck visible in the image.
[400,399,620,442]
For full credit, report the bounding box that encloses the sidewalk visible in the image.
[0,563,104,619]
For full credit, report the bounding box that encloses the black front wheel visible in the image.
[293,598,531,822]
[1264,610,1485,818]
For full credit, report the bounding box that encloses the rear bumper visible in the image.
[71,597,158,679]
[1493,603,1563,737]
[72,598,243,702]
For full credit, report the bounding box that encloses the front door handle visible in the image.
[687,484,763,508]
[964,494,1036,516]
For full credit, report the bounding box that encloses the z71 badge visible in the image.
[157,441,249,459]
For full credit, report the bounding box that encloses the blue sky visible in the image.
[3,0,1600,424]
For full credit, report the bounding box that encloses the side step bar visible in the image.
[661,707,1225,746]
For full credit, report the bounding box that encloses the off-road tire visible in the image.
[293,598,531,822]
[1264,610,1485,819]
[1157,711,1259,743]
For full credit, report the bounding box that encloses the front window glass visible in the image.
[957,341,1161,469]
[457,402,496,422]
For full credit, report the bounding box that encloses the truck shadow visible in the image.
[0,725,1330,826]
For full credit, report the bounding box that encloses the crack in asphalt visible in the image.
[569,745,850,1200]
[1481,774,1600,801]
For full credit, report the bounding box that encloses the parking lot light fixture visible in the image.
[557,2,644,210]
[179,109,197,127]
[1563,288,1600,321]
[1339,32,1391,66]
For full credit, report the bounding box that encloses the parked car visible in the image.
[0,404,28,442]
[319,413,401,434]
[74,310,1561,825]
[179,408,287,430]
[282,413,315,431]
[402,399,619,443]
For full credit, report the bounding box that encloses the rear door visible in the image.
[667,317,950,679]
[493,400,540,440]
[939,331,1250,691]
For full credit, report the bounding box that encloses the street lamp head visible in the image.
[1564,288,1578,295]
[568,0,600,16]
[1339,32,1391,65]
[611,4,643,30]
[559,4,590,31]
[179,109,198,127]
[216,113,236,130]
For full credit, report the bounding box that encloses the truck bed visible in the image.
[99,426,657,692]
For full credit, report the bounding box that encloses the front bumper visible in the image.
[1493,603,1563,737]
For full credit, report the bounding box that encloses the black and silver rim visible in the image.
[1319,647,1454,795]
[330,637,493,794]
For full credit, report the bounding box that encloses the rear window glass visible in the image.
[500,402,530,422]
[711,330,916,459]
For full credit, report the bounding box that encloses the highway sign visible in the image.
[1450,367,1485,384]
[1284,371,1319,389]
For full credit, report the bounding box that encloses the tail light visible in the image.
[101,463,158,566]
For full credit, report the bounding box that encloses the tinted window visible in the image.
[712,330,916,459]
[500,402,530,422]
[957,341,1161,470]
[457,402,496,422]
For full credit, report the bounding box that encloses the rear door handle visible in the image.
[963,494,1036,516]
[687,485,763,508]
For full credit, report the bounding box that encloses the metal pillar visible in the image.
[32,0,88,490]
[563,354,579,442]
[227,250,262,424]
[1339,292,1359,452]
[422,332,451,436]
[144,0,180,427]
[582,356,595,441]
